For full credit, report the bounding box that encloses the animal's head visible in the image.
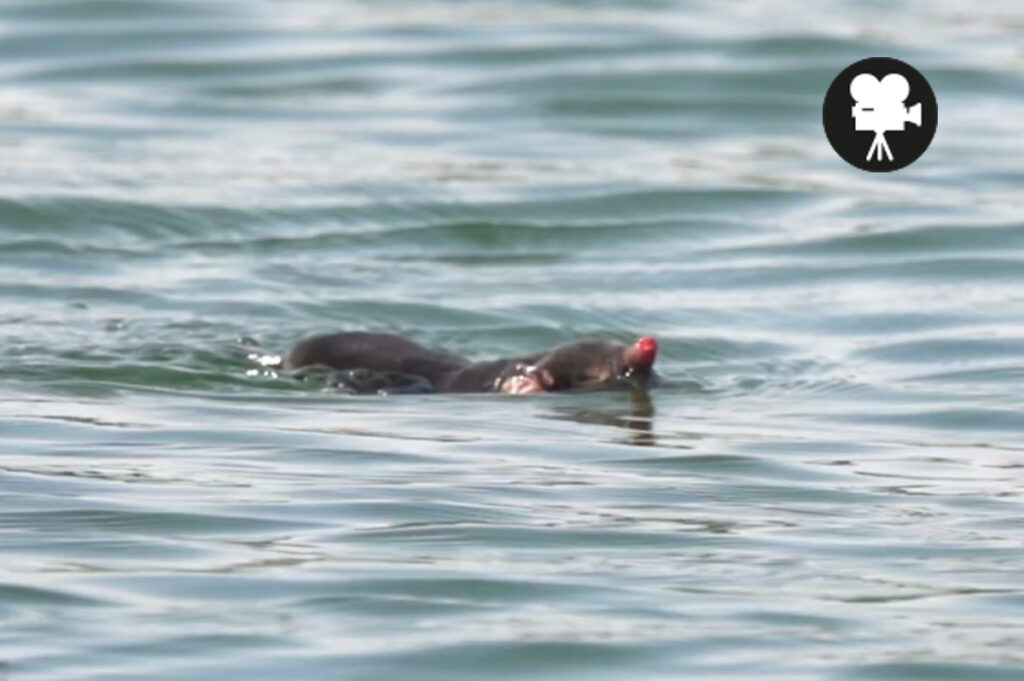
[498,337,658,394]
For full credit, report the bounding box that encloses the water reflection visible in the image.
[545,389,658,447]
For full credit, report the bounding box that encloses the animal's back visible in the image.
[283,332,467,382]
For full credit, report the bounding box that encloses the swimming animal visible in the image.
[282,332,658,394]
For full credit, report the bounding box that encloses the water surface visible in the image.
[3,1,1024,679]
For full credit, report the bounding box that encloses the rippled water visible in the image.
[3,1,1024,679]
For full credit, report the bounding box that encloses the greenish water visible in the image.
[3,1,1024,679]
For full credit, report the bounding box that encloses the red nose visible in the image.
[625,336,658,371]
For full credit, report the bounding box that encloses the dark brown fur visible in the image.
[283,332,655,394]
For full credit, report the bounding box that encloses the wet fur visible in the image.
[283,332,653,394]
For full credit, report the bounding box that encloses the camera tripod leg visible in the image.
[865,133,893,162]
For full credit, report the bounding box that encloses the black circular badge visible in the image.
[823,57,937,172]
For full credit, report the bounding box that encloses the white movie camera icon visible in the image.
[850,73,922,162]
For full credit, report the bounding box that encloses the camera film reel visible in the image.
[823,57,937,172]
